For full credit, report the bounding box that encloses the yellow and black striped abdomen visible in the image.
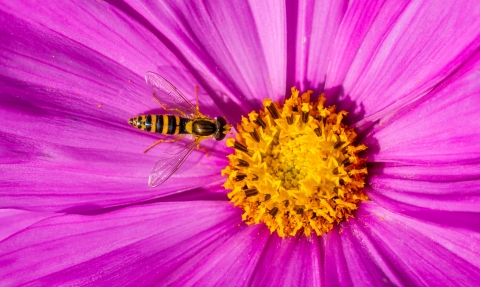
[128,115,191,135]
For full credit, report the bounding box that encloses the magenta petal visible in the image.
[0,0,238,117]
[323,222,398,286]
[365,51,480,164]
[250,234,323,286]
[0,104,230,211]
[0,125,228,212]
[0,201,272,286]
[171,224,268,286]
[0,6,236,211]
[287,0,348,92]
[122,0,287,112]
[367,163,480,228]
[325,0,480,124]
[327,202,480,286]
[323,229,354,286]
[0,209,53,241]
[0,0,238,123]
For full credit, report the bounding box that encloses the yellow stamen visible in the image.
[222,87,368,237]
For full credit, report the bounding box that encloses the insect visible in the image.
[128,72,231,187]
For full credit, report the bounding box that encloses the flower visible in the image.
[1,0,480,286]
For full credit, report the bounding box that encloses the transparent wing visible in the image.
[145,71,199,118]
[148,139,198,187]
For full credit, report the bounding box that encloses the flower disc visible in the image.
[223,88,368,237]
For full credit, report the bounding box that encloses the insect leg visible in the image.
[196,142,210,158]
[151,92,188,117]
[144,134,186,154]
[195,85,200,113]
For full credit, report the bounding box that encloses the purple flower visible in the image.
[1,0,480,286]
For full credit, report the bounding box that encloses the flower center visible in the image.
[222,88,368,237]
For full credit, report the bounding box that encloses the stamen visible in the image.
[227,139,250,154]
[287,115,294,125]
[263,99,280,119]
[341,158,350,166]
[250,129,260,143]
[223,87,368,237]
[254,118,266,129]
[269,207,278,217]
[334,140,344,149]
[332,167,339,175]
[235,173,247,181]
[302,112,309,123]
[245,188,258,197]
[237,159,249,167]
[301,103,310,123]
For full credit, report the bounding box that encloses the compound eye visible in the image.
[216,116,227,127]
[214,131,226,141]
[214,117,227,141]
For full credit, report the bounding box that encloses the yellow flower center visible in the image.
[222,87,368,237]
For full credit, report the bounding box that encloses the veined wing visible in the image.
[145,71,199,118]
[148,139,198,187]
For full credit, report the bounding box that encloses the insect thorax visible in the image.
[191,119,217,137]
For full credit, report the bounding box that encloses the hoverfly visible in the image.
[128,72,231,187]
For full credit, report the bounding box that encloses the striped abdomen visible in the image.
[128,115,191,135]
